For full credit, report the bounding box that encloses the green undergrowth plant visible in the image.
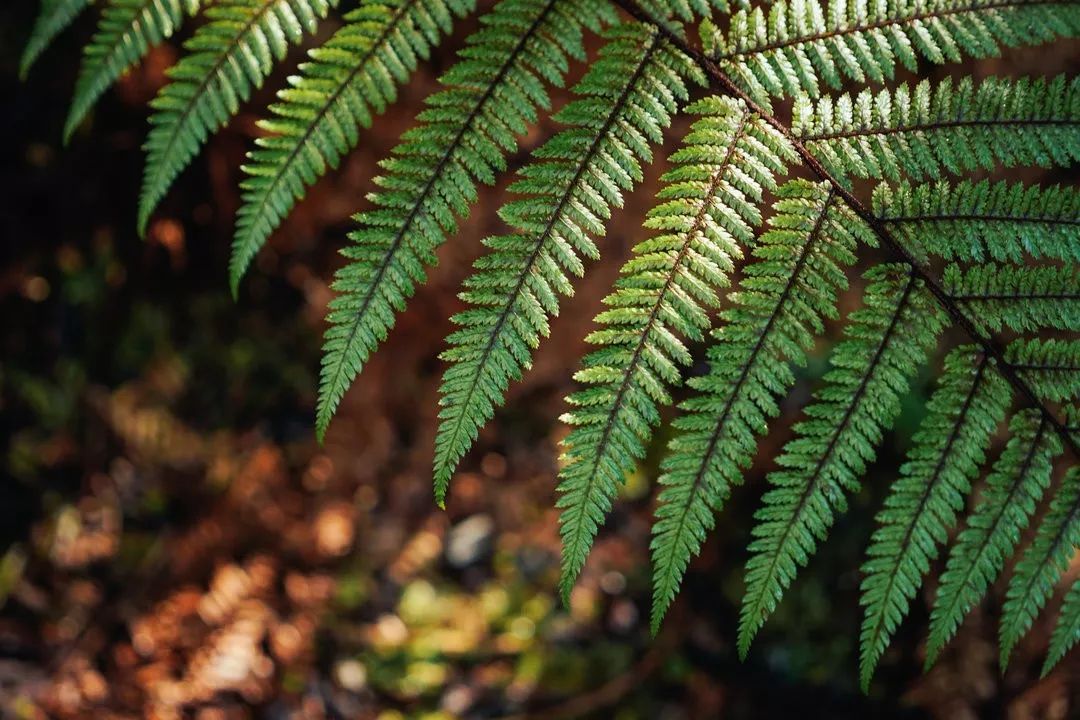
[22,0,1080,690]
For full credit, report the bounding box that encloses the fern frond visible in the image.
[859,347,1011,690]
[650,178,871,633]
[230,0,477,286]
[1044,573,1080,676]
[739,264,947,658]
[794,76,1080,183]
[703,0,1080,105]
[316,0,617,439]
[926,409,1063,667]
[944,264,1080,334]
[549,94,791,603]
[1000,467,1080,669]
[138,0,338,234]
[436,26,706,504]
[65,0,205,141]
[21,0,94,79]
[1006,339,1080,403]
[873,180,1080,262]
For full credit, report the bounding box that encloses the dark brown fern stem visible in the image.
[612,0,1080,460]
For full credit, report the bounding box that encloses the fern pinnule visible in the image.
[702,0,1080,107]
[1006,339,1080,404]
[859,347,1011,690]
[1000,467,1080,670]
[21,0,94,79]
[873,180,1080,263]
[739,264,947,658]
[944,264,1080,334]
[926,410,1062,668]
[65,0,206,142]
[230,0,476,290]
[1044,574,1080,676]
[435,24,705,505]
[650,177,871,633]
[794,76,1080,184]
[139,0,338,235]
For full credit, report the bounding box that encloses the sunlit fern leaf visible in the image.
[944,264,1080,334]
[925,409,1063,667]
[21,0,94,79]
[1000,467,1080,669]
[1044,572,1080,676]
[65,0,206,142]
[701,0,1080,106]
[739,264,948,658]
[549,93,792,603]
[636,0,732,24]
[435,25,705,505]
[650,178,872,633]
[316,0,617,439]
[138,0,338,235]
[1006,339,1080,404]
[793,76,1080,184]
[229,0,477,288]
[859,347,1011,691]
[873,180,1080,263]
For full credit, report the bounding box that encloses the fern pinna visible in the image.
[23,0,1080,690]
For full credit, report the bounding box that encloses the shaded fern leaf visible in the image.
[553,94,793,604]
[65,0,205,141]
[703,0,1080,106]
[739,264,948,658]
[944,263,1080,334]
[1044,574,1080,676]
[1006,339,1080,404]
[794,76,1080,184]
[436,25,705,504]
[230,0,476,287]
[650,178,872,633]
[874,180,1080,263]
[21,0,94,79]
[859,347,1011,690]
[316,0,616,439]
[140,0,338,234]
[1000,467,1080,669]
[926,409,1063,667]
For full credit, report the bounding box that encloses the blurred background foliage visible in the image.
[2,2,1078,718]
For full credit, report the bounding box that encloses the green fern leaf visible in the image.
[550,94,791,603]
[874,180,1080,263]
[436,25,705,504]
[859,347,1011,690]
[230,0,477,287]
[1043,574,1080,676]
[1006,339,1080,404]
[944,263,1080,334]
[926,409,1063,667]
[65,0,205,141]
[139,0,338,234]
[21,0,95,79]
[1000,467,1080,669]
[739,264,947,658]
[317,0,617,439]
[650,178,871,633]
[703,0,1080,105]
[795,76,1080,183]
